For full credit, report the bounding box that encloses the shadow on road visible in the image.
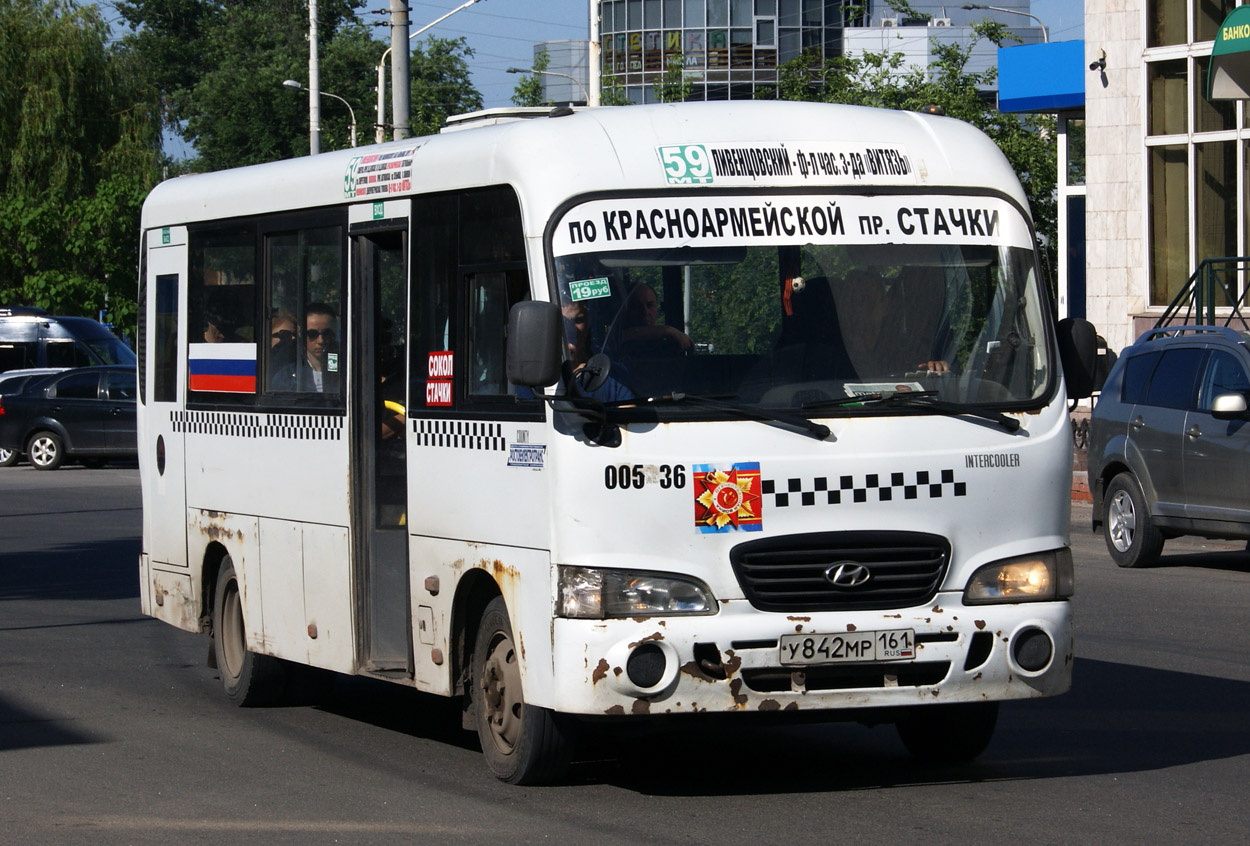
[284,655,1250,795]
[0,536,140,601]
[578,656,1250,795]
[0,694,99,751]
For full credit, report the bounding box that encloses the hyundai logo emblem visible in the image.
[825,562,872,588]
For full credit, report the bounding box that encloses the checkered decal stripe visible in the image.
[413,419,505,451]
[171,411,343,440]
[762,469,967,507]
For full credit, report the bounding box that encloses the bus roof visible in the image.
[141,101,1028,233]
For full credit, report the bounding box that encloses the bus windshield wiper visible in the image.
[818,390,1020,433]
[641,393,832,441]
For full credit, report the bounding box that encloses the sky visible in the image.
[426,0,1087,110]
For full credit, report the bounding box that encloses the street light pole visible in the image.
[588,0,601,107]
[284,80,356,147]
[387,0,489,141]
[308,0,321,154]
[505,67,590,105]
[961,4,1048,42]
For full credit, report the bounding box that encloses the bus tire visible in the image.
[1103,472,1163,568]
[896,701,998,763]
[472,596,575,784]
[27,431,64,470]
[212,555,289,707]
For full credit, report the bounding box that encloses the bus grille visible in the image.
[729,531,951,612]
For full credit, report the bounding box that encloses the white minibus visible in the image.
[137,101,1097,783]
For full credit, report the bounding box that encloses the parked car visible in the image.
[0,308,135,373]
[1088,325,1250,567]
[0,368,69,466]
[0,365,137,470]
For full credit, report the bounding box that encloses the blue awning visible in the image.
[997,41,1085,113]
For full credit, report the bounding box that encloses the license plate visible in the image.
[778,629,916,666]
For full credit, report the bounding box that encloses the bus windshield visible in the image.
[550,193,1052,412]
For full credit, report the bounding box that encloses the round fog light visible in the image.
[1012,628,1053,672]
[626,643,667,688]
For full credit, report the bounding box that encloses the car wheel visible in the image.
[212,555,290,706]
[472,596,575,784]
[896,701,999,763]
[26,431,64,470]
[1103,472,1164,568]
[0,448,18,467]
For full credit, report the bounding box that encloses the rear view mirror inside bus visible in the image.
[506,300,562,387]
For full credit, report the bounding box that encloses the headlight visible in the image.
[558,566,718,619]
[963,548,1074,605]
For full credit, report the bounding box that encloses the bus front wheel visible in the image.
[212,555,289,706]
[471,596,575,784]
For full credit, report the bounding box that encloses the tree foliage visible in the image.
[0,0,162,331]
[116,1,482,169]
[653,53,693,103]
[765,21,1060,288]
[511,50,550,107]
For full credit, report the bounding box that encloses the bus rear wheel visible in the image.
[212,555,289,706]
[471,596,575,784]
[895,701,999,763]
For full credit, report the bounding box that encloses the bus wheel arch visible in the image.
[450,569,501,703]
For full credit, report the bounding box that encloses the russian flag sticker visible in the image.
[189,343,257,393]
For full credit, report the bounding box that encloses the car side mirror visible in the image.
[506,301,562,388]
[1056,317,1098,400]
[1211,392,1248,420]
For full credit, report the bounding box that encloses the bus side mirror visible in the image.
[1056,317,1098,400]
[507,301,562,388]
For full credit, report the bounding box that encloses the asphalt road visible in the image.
[2,465,1249,844]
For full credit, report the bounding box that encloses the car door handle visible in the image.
[1131,416,1145,430]
[1187,424,1202,439]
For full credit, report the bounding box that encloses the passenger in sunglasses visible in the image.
[270,302,340,393]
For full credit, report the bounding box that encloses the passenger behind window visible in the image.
[271,303,340,393]
[203,312,227,343]
[269,308,298,373]
[621,283,693,354]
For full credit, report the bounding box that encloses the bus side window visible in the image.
[188,225,257,404]
[468,270,529,396]
[265,225,345,398]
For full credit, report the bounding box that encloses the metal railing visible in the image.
[1155,256,1250,328]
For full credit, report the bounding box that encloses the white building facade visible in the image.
[1086,0,1246,352]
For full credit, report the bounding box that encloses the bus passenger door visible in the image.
[350,217,412,674]
[139,227,192,626]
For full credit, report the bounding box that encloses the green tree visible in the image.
[770,21,1060,290]
[511,50,551,107]
[653,53,693,103]
[408,36,483,137]
[117,1,482,169]
[0,0,162,332]
[599,72,630,106]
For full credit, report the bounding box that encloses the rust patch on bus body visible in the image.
[631,699,650,715]
[592,658,610,684]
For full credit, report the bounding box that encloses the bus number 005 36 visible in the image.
[604,464,687,490]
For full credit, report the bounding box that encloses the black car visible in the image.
[1088,325,1250,567]
[0,368,68,466]
[0,365,137,470]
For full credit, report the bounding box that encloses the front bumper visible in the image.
[549,594,1072,716]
